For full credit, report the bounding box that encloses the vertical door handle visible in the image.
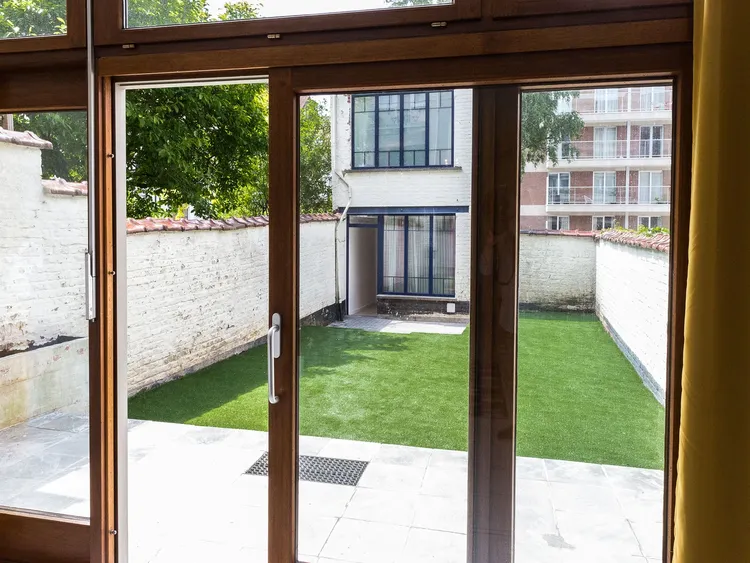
[267,313,281,405]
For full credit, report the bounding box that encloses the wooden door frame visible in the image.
[0,38,690,563]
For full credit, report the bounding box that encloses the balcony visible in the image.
[547,185,671,214]
[563,88,673,124]
[552,139,672,170]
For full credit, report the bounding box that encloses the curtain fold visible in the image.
[673,1,750,561]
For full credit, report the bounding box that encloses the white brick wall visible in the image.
[595,240,669,402]
[0,143,88,352]
[331,89,473,209]
[519,234,596,310]
[126,219,345,394]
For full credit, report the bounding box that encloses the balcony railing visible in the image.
[547,186,671,206]
[560,88,674,115]
[556,139,673,162]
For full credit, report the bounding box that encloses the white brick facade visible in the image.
[331,89,473,306]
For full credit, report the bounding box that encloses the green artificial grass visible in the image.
[129,312,665,468]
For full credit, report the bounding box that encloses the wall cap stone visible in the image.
[126,213,340,234]
[0,128,53,150]
[521,229,670,254]
[42,178,88,197]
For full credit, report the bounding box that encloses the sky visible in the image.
[206,0,400,19]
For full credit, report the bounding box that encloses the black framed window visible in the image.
[353,91,454,169]
[380,214,456,297]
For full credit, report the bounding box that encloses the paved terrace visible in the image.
[0,415,663,563]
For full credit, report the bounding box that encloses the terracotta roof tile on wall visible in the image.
[596,230,670,253]
[42,179,88,196]
[126,213,340,234]
[0,128,53,150]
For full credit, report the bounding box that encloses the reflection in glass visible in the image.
[126,0,453,29]
[0,111,89,518]
[0,0,66,39]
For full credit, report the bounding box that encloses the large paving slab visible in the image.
[0,416,663,563]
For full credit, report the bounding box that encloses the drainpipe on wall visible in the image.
[333,169,352,321]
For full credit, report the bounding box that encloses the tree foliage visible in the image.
[4,0,333,219]
[521,91,585,168]
[14,112,87,182]
[0,0,65,38]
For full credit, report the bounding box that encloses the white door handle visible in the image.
[267,313,281,405]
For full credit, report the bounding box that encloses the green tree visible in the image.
[299,98,332,214]
[14,112,87,182]
[521,91,585,168]
[125,84,269,218]
[0,0,66,38]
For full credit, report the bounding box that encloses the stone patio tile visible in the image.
[5,489,84,514]
[0,451,82,481]
[299,435,332,456]
[126,420,192,450]
[27,413,89,433]
[357,462,427,492]
[427,449,468,469]
[549,481,622,516]
[373,444,433,468]
[299,481,355,518]
[545,459,609,485]
[555,510,642,558]
[225,474,268,508]
[318,439,381,462]
[628,520,664,559]
[516,457,547,481]
[613,487,664,523]
[149,539,252,563]
[412,494,467,534]
[320,519,410,563]
[343,488,417,527]
[0,477,38,506]
[603,464,664,493]
[396,528,466,563]
[420,466,468,498]
[515,479,558,545]
[514,539,580,563]
[0,426,69,466]
[298,515,338,557]
[44,433,89,458]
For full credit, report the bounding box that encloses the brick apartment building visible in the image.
[520,86,673,231]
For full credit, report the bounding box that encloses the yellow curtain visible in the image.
[673,1,750,561]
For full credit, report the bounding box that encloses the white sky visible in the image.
[206,0,399,19]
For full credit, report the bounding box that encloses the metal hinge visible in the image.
[431,21,448,28]
[85,250,97,321]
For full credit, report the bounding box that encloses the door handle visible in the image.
[267,313,281,405]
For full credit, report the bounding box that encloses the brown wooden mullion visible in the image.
[89,75,118,563]
[469,85,520,563]
[268,68,300,563]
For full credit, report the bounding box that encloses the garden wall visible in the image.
[126,216,345,394]
[519,233,596,311]
[519,230,670,404]
[0,133,345,428]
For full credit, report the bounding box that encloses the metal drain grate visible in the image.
[245,452,368,486]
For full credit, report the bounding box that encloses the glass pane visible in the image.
[518,84,673,561]
[0,0,66,39]
[429,93,452,166]
[119,81,271,561]
[407,215,430,294]
[0,111,89,518]
[432,216,456,295]
[382,215,405,293]
[403,94,426,155]
[378,95,401,166]
[126,0,454,29]
[298,91,471,563]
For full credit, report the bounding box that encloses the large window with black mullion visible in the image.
[380,214,456,297]
[352,91,454,169]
